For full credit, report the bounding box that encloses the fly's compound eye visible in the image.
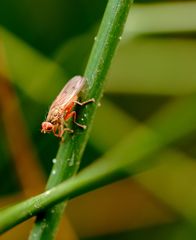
[46,124,53,130]
[42,122,54,132]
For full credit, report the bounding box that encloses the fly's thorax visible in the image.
[46,107,63,122]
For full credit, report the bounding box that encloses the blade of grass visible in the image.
[124,2,196,37]
[137,151,196,222]
[1,94,196,233]
[0,27,68,104]
[90,99,196,223]
[29,1,133,239]
[107,37,196,95]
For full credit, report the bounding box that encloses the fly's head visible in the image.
[41,121,54,134]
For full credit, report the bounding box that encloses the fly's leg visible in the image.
[62,119,74,133]
[74,98,95,106]
[59,127,73,142]
[53,124,73,140]
[53,125,60,138]
[64,99,95,129]
[65,111,86,129]
[53,126,63,138]
[63,127,74,133]
[53,131,61,138]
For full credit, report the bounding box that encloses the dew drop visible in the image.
[34,203,40,209]
[52,158,57,164]
[41,221,47,230]
[68,155,74,167]
[119,36,122,40]
[52,170,56,175]
[94,36,97,41]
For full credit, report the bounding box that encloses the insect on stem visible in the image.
[41,76,95,139]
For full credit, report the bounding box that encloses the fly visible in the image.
[41,76,94,138]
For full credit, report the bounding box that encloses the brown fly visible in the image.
[41,76,94,138]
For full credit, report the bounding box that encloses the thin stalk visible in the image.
[1,94,196,233]
[29,0,133,239]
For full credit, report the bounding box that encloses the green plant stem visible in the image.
[1,94,196,233]
[29,1,133,239]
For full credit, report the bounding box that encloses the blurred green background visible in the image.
[1,0,196,239]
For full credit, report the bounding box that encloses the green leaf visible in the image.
[125,2,196,37]
[107,37,196,95]
[1,27,67,103]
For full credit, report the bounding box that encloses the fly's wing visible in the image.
[49,76,85,111]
